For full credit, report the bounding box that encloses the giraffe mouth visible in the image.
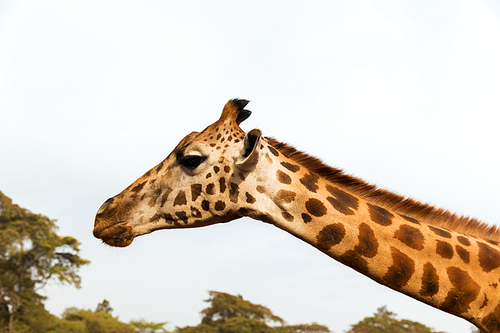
[93,222,135,247]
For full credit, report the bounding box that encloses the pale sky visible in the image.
[1,1,500,332]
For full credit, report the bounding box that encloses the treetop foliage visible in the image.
[346,306,447,333]
[201,291,284,326]
[0,191,90,332]
[95,299,113,315]
[179,291,330,333]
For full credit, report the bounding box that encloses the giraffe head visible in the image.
[93,99,267,247]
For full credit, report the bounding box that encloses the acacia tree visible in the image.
[176,291,330,333]
[0,191,90,332]
[346,306,445,333]
[201,291,284,327]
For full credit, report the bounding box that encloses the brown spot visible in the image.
[399,214,420,224]
[214,166,220,174]
[191,206,202,218]
[325,185,359,215]
[368,204,393,226]
[339,250,369,275]
[457,236,471,246]
[456,245,470,264]
[245,192,256,204]
[276,170,292,185]
[478,242,500,272]
[268,146,279,156]
[491,283,498,289]
[229,182,239,203]
[210,143,216,147]
[238,172,246,181]
[201,200,210,211]
[302,213,312,223]
[428,225,452,238]
[483,303,500,332]
[356,223,378,258]
[162,213,174,222]
[214,201,226,211]
[227,135,232,142]
[216,133,221,140]
[234,139,240,143]
[219,177,227,193]
[441,267,480,315]
[420,262,439,297]
[256,185,266,193]
[265,153,273,164]
[176,211,188,224]
[131,181,146,193]
[160,188,173,207]
[436,240,454,259]
[224,165,231,173]
[481,294,489,310]
[281,212,294,222]
[300,172,319,193]
[206,183,215,195]
[394,224,425,250]
[173,191,187,206]
[206,172,212,179]
[317,223,346,251]
[281,161,300,172]
[191,184,202,201]
[305,198,327,217]
[275,190,296,204]
[383,247,415,289]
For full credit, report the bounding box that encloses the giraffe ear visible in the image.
[236,128,262,171]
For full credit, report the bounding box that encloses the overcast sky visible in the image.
[1,1,500,332]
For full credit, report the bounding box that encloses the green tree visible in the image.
[0,191,90,332]
[219,317,275,333]
[129,318,169,333]
[95,299,113,315]
[200,291,284,327]
[346,306,445,333]
[175,291,331,333]
[62,307,135,333]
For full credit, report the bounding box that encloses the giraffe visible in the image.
[93,99,500,333]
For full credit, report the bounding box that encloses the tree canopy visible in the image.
[177,291,330,333]
[201,291,284,326]
[0,191,90,332]
[346,306,446,333]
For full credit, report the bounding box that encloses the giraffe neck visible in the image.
[249,139,500,332]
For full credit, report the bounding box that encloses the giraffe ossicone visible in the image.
[94,99,500,333]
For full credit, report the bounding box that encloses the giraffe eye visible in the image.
[179,155,206,170]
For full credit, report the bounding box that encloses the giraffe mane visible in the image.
[266,137,500,243]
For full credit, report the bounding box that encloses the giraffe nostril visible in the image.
[97,197,114,215]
